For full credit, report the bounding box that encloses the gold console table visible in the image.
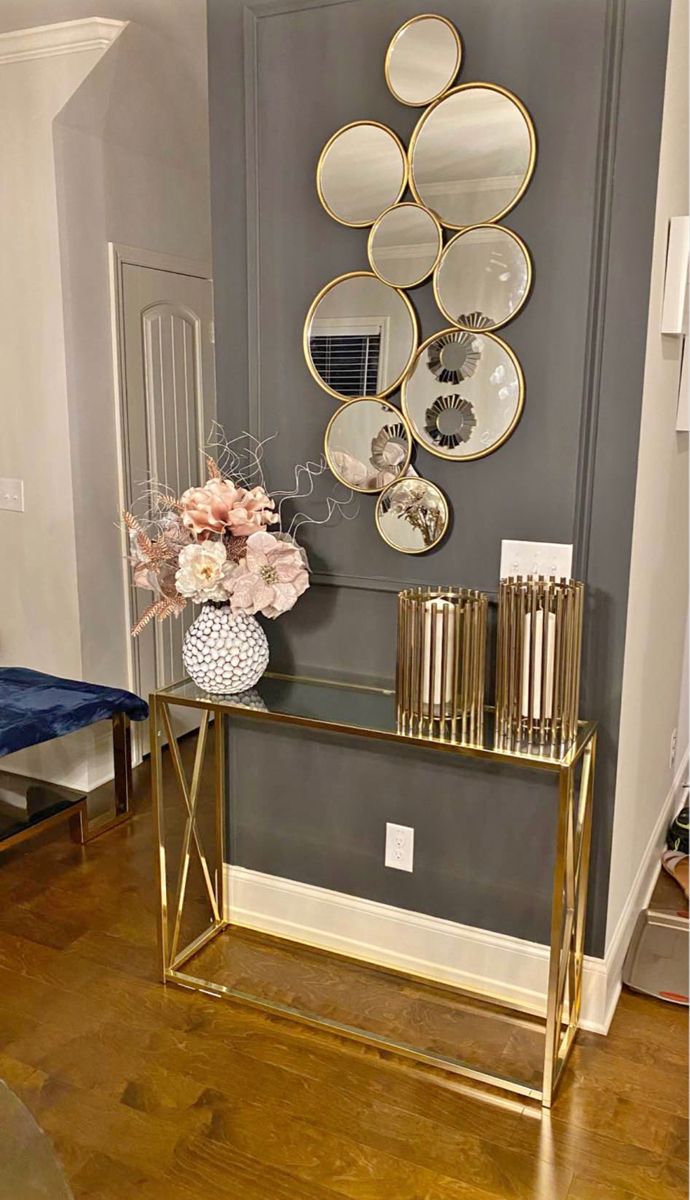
[150,673,596,1108]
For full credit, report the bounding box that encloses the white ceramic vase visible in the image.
[182,602,269,695]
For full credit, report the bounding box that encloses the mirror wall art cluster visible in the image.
[304,13,536,553]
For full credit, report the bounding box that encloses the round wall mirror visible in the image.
[376,477,449,554]
[324,398,412,492]
[409,84,536,228]
[401,328,524,460]
[304,272,418,401]
[434,225,532,330]
[385,14,462,107]
[317,121,407,227]
[368,203,443,289]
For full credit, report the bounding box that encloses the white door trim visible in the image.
[108,244,214,727]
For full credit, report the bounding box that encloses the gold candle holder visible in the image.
[496,576,584,748]
[396,587,487,743]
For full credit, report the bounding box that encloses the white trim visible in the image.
[225,865,612,1034]
[224,752,687,1042]
[602,747,689,1017]
[0,18,126,65]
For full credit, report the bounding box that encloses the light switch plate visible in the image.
[0,478,24,512]
[385,822,414,872]
[500,540,573,581]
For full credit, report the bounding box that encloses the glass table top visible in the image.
[157,672,595,771]
[154,676,595,768]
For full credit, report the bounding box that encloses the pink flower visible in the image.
[224,486,280,536]
[180,479,278,538]
[229,531,309,619]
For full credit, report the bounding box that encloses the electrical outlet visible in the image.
[385,822,414,872]
[500,539,573,581]
[670,727,678,769]
[0,478,23,512]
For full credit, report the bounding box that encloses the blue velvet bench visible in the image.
[0,668,148,851]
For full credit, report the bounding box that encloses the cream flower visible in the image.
[175,541,237,604]
[230,531,309,619]
[179,479,278,538]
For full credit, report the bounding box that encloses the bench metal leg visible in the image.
[81,713,134,843]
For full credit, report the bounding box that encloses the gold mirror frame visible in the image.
[384,13,463,108]
[303,270,419,402]
[324,398,413,494]
[316,121,408,229]
[401,327,525,462]
[408,83,537,230]
[367,202,443,290]
[433,224,533,331]
[375,477,449,554]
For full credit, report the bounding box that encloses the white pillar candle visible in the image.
[521,607,555,720]
[422,599,456,715]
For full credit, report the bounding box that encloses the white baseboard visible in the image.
[224,865,610,1033]
[223,750,689,1038]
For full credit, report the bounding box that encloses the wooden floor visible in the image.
[0,752,687,1200]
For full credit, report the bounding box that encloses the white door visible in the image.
[117,256,216,723]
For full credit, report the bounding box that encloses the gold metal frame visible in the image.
[324,397,413,494]
[367,202,444,290]
[396,586,487,741]
[408,82,538,229]
[303,270,419,402]
[433,223,534,331]
[401,327,525,462]
[151,674,597,1108]
[384,13,463,108]
[316,121,408,228]
[375,477,449,554]
[496,577,585,749]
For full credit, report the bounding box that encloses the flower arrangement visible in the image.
[123,429,355,637]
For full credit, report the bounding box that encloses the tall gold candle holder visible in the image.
[496,576,584,748]
[396,587,487,743]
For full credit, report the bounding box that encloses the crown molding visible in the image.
[0,17,126,66]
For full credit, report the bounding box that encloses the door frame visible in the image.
[108,243,214,752]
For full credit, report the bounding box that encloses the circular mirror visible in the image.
[409,84,536,228]
[376,477,449,554]
[434,225,532,330]
[368,203,443,289]
[324,398,412,492]
[401,328,524,460]
[385,14,462,107]
[304,272,418,401]
[317,121,407,227]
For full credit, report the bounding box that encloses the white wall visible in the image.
[606,0,689,952]
[0,3,211,791]
[0,28,115,790]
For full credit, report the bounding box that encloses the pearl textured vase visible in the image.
[182,603,269,694]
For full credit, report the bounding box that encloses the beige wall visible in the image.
[0,3,210,790]
[606,0,689,950]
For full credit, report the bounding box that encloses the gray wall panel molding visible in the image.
[208,0,671,956]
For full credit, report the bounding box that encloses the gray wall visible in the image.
[207,0,670,955]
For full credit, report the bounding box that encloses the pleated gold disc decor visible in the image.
[396,586,487,743]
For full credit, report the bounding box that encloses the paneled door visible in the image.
[114,250,216,737]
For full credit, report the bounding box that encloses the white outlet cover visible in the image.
[500,540,573,581]
[385,822,414,872]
